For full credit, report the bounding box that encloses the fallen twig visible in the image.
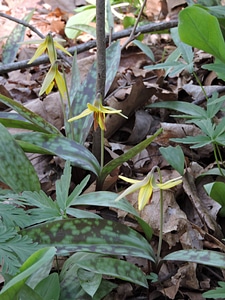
[0,20,178,74]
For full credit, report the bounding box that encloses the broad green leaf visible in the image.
[204,182,225,217]
[34,273,60,300]
[133,39,154,61]
[0,112,48,132]
[178,5,225,62]
[0,124,40,192]
[2,10,34,64]
[164,249,225,269]
[22,219,156,262]
[13,132,100,176]
[99,128,163,186]
[77,268,102,297]
[18,284,43,300]
[67,24,96,38]
[203,281,225,298]
[202,61,225,81]
[147,101,207,119]
[77,257,148,288]
[159,145,184,175]
[0,94,61,135]
[65,6,96,39]
[71,191,153,240]
[0,247,56,294]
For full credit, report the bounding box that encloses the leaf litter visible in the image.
[1,0,225,299]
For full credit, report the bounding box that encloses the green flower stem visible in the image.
[100,127,104,171]
[214,144,225,177]
[156,167,163,262]
[193,71,209,101]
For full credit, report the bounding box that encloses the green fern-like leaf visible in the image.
[0,226,39,276]
[0,203,31,228]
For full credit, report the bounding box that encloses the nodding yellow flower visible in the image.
[68,99,127,131]
[28,33,71,65]
[115,170,182,211]
[39,62,66,97]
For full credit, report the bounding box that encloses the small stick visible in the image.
[121,0,147,51]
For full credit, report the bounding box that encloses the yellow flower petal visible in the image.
[28,40,47,64]
[54,68,67,97]
[39,64,56,96]
[54,40,72,57]
[155,177,182,190]
[115,178,144,202]
[46,34,57,64]
[68,109,92,122]
[118,175,140,184]
[138,184,153,210]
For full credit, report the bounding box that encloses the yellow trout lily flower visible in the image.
[68,99,127,131]
[28,33,71,65]
[39,62,66,97]
[115,170,182,210]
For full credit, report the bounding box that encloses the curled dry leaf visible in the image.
[183,172,223,239]
[105,77,156,139]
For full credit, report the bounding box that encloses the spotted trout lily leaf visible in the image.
[28,33,71,65]
[68,99,127,131]
[116,171,182,210]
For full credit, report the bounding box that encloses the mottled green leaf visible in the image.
[22,219,155,262]
[0,124,40,192]
[72,191,153,241]
[60,252,117,300]
[0,94,61,135]
[0,112,47,132]
[164,249,225,269]
[69,41,121,143]
[2,10,34,64]
[13,132,100,176]
[77,257,148,288]
[99,128,163,186]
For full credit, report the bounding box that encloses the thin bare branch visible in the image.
[0,20,178,74]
